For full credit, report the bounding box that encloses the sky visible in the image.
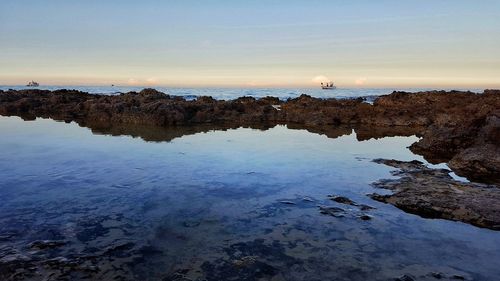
[1,0,500,88]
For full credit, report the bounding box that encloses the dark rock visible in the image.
[200,239,301,281]
[359,204,375,211]
[372,159,500,230]
[359,215,372,221]
[448,143,500,184]
[328,195,356,205]
[394,274,415,281]
[431,272,444,279]
[319,206,345,217]
[328,195,375,213]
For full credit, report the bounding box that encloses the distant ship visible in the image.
[321,82,336,90]
[26,81,39,87]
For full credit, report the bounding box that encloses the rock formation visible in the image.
[371,159,500,230]
[0,88,498,183]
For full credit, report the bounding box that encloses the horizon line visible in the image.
[0,83,497,90]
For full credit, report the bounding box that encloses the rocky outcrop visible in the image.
[446,114,500,183]
[0,88,283,126]
[0,88,499,183]
[408,90,500,184]
[448,144,500,184]
[371,159,500,230]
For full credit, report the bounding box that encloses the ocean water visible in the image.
[0,85,485,100]
[0,116,499,281]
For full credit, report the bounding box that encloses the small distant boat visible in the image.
[26,81,39,87]
[321,81,336,90]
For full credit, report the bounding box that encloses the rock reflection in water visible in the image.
[80,119,423,144]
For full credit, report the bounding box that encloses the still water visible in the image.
[0,116,499,281]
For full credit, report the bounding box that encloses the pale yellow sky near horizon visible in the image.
[2,71,498,89]
[1,1,500,88]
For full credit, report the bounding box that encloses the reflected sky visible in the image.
[1,1,499,88]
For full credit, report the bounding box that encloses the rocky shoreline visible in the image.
[1,88,500,281]
[371,159,500,230]
[0,88,499,231]
[1,88,498,183]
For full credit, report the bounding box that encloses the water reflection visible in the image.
[0,116,498,281]
[72,118,422,144]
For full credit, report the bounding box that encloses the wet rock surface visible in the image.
[371,159,500,230]
[0,88,498,183]
[320,195,375,220]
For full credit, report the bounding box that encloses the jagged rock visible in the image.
[371,159,500,230]
[328,195,375,212]
[328,195,356,205]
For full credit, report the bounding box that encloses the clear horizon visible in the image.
[0,84,492,91]
[1,0,500,88]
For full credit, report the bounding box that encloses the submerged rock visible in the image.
[328,195,375,210]
[359,215,373,221]
[319,206,345,217]
[327,195,375,221]
[328,195,357,205]
[394,274,415,281]
[278,200,296,205]
[371,159,500,230]
[200,239,300,281]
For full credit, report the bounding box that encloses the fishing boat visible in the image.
[26,81,39,87]
[321,81,336,90]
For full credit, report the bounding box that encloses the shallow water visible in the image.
[0,116,499,281]
[0,85,485,101]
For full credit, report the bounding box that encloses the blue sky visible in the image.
[1,0,499,87]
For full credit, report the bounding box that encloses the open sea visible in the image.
[0,85,486,100]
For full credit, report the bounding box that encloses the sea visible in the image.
[0,85,485,101]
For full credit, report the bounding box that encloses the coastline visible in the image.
[0,88,499,229]
[1,88,498,182]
